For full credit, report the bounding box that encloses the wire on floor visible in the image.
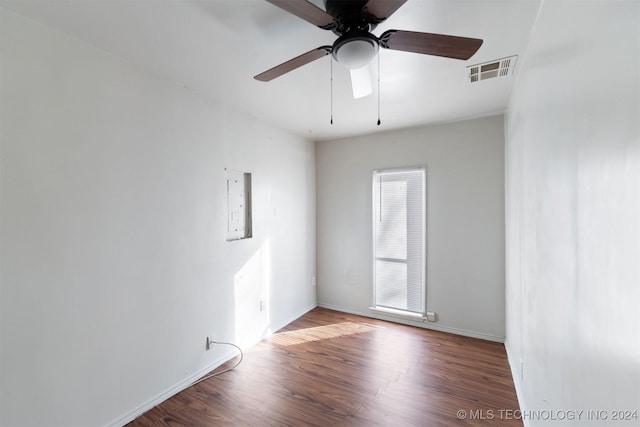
[190,341,244,387]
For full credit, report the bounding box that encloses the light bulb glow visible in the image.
[335,39,377,69]
[332,33,379,70]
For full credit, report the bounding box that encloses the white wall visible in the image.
[0,9,316,426]
[505,1,640,425]
[316,116,506,341]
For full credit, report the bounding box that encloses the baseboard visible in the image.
[107,349,237,427]
[276,302,318,330]
[504,342,529,427]
[106,302,318,427]
[317,302,505,343]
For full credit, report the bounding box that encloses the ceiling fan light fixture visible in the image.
[332,32,379,69]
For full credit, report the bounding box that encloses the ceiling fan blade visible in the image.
[266,0,336,30]
[254,46,332,82]
[379,30,483,60]
[363,0,407,23]
[350,65,373,99]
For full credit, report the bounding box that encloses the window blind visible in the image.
[373,169,425,315]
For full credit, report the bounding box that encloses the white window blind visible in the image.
[373,169,425,315]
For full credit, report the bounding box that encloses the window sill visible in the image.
[369,306,426,322]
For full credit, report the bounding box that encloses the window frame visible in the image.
[370,167,427,320]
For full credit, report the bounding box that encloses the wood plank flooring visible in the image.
[128,308,522,426]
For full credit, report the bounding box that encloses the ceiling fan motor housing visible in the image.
[325,0,376,34]
[332,31,379,69]
[255,0,483,82]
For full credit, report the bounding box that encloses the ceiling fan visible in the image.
[254,0,483,96]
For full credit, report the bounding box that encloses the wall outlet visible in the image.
[311,276,316,287]
[259,300,265,312]
[206,335,215,351]
[426,311,437,322]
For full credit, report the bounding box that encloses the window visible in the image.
[372,168,426,317]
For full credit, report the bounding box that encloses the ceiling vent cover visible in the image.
[468,55,518,83]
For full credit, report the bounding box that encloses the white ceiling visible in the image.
[1,0,541,141]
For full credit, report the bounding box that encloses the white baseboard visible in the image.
[317,302,505,343]
[504,342,529,427]
[277,303,318,330]
[107,302,318,427]
[107,349,237,427]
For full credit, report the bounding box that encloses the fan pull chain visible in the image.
[377,53,381,126]
[330,57,334,125]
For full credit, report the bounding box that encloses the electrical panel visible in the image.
[226,169,252,241]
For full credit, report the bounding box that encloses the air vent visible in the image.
[468,55,518,83]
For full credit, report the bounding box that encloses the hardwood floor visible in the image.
[128,308,522,426]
